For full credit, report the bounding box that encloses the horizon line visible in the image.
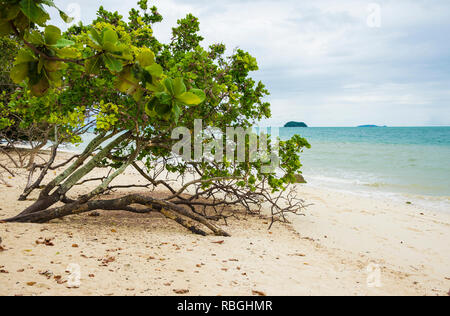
[254,125,450,128]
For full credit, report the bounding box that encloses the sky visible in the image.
[49,0,450,127]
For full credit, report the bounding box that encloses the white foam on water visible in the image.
[303,171,450,214]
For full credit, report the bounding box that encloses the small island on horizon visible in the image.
[284,121,308,128]
[357,125,387,128]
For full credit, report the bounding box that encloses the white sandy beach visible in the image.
[0,152,449,296]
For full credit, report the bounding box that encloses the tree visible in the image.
[0,0,310,236]
[0,31,92,195]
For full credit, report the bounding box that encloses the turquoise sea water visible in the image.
[279,127,450,207]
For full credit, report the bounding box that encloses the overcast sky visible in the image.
[51,0,450,126]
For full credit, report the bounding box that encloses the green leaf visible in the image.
[37,57,44,74]
[30,76,50,96]
[163,78,174,95]
[103,54,123,73]
[10,63,29,84]
[25,30,45,45]
[144,63,163,78]
[15,49,36,65]
[89,28,102,46]
[103,41,119,53]
[116,67,138,93]
[120,46,133,61]
[188,88,206,103]
[132,89,144,102]
[47,68,62,86]
[173,78,186,96]
[0,20,13,36]
[57,47,79,59]
[0,4,21,20]
[44,60,62,72]
[58,10,74,23]
[172,103,182,123]
[111,44,132,60]
[145,98,158,117]
[156,92,172,105]
[136,49,155,67]
[146,79,165,93]
[175,92,202,105]
[144,105,154,117]
[102,28,118,45]
[85,55,102,74]
[19,0,50,26]
[44,25,61,45]
[11,11,30,32]
[14,49,37,65]
[155,102,172,116]
[52,38,75,49]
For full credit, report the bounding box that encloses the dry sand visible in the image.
[0,152,449,296]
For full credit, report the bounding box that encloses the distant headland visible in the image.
[284,121,308,128]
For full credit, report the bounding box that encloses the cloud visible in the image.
[50,0,450,126]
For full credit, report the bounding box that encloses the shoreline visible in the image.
[302,173,450,215]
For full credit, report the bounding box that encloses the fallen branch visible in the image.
[3,193,230,236]
[0,163,15,177]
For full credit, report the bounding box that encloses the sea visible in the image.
[279,126,450,212]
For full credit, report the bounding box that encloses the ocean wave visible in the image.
[302,172,450,213]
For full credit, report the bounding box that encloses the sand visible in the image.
[0,152,449,296]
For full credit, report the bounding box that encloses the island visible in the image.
[357,125,387,128]
[284,121,308,128]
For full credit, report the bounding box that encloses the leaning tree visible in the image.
[0,0,310,236]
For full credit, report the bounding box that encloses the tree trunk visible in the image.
[16,131,128,217]
[3,194,230,237]
[19,143,58,201]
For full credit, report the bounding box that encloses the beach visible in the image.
[0,152,449,296]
